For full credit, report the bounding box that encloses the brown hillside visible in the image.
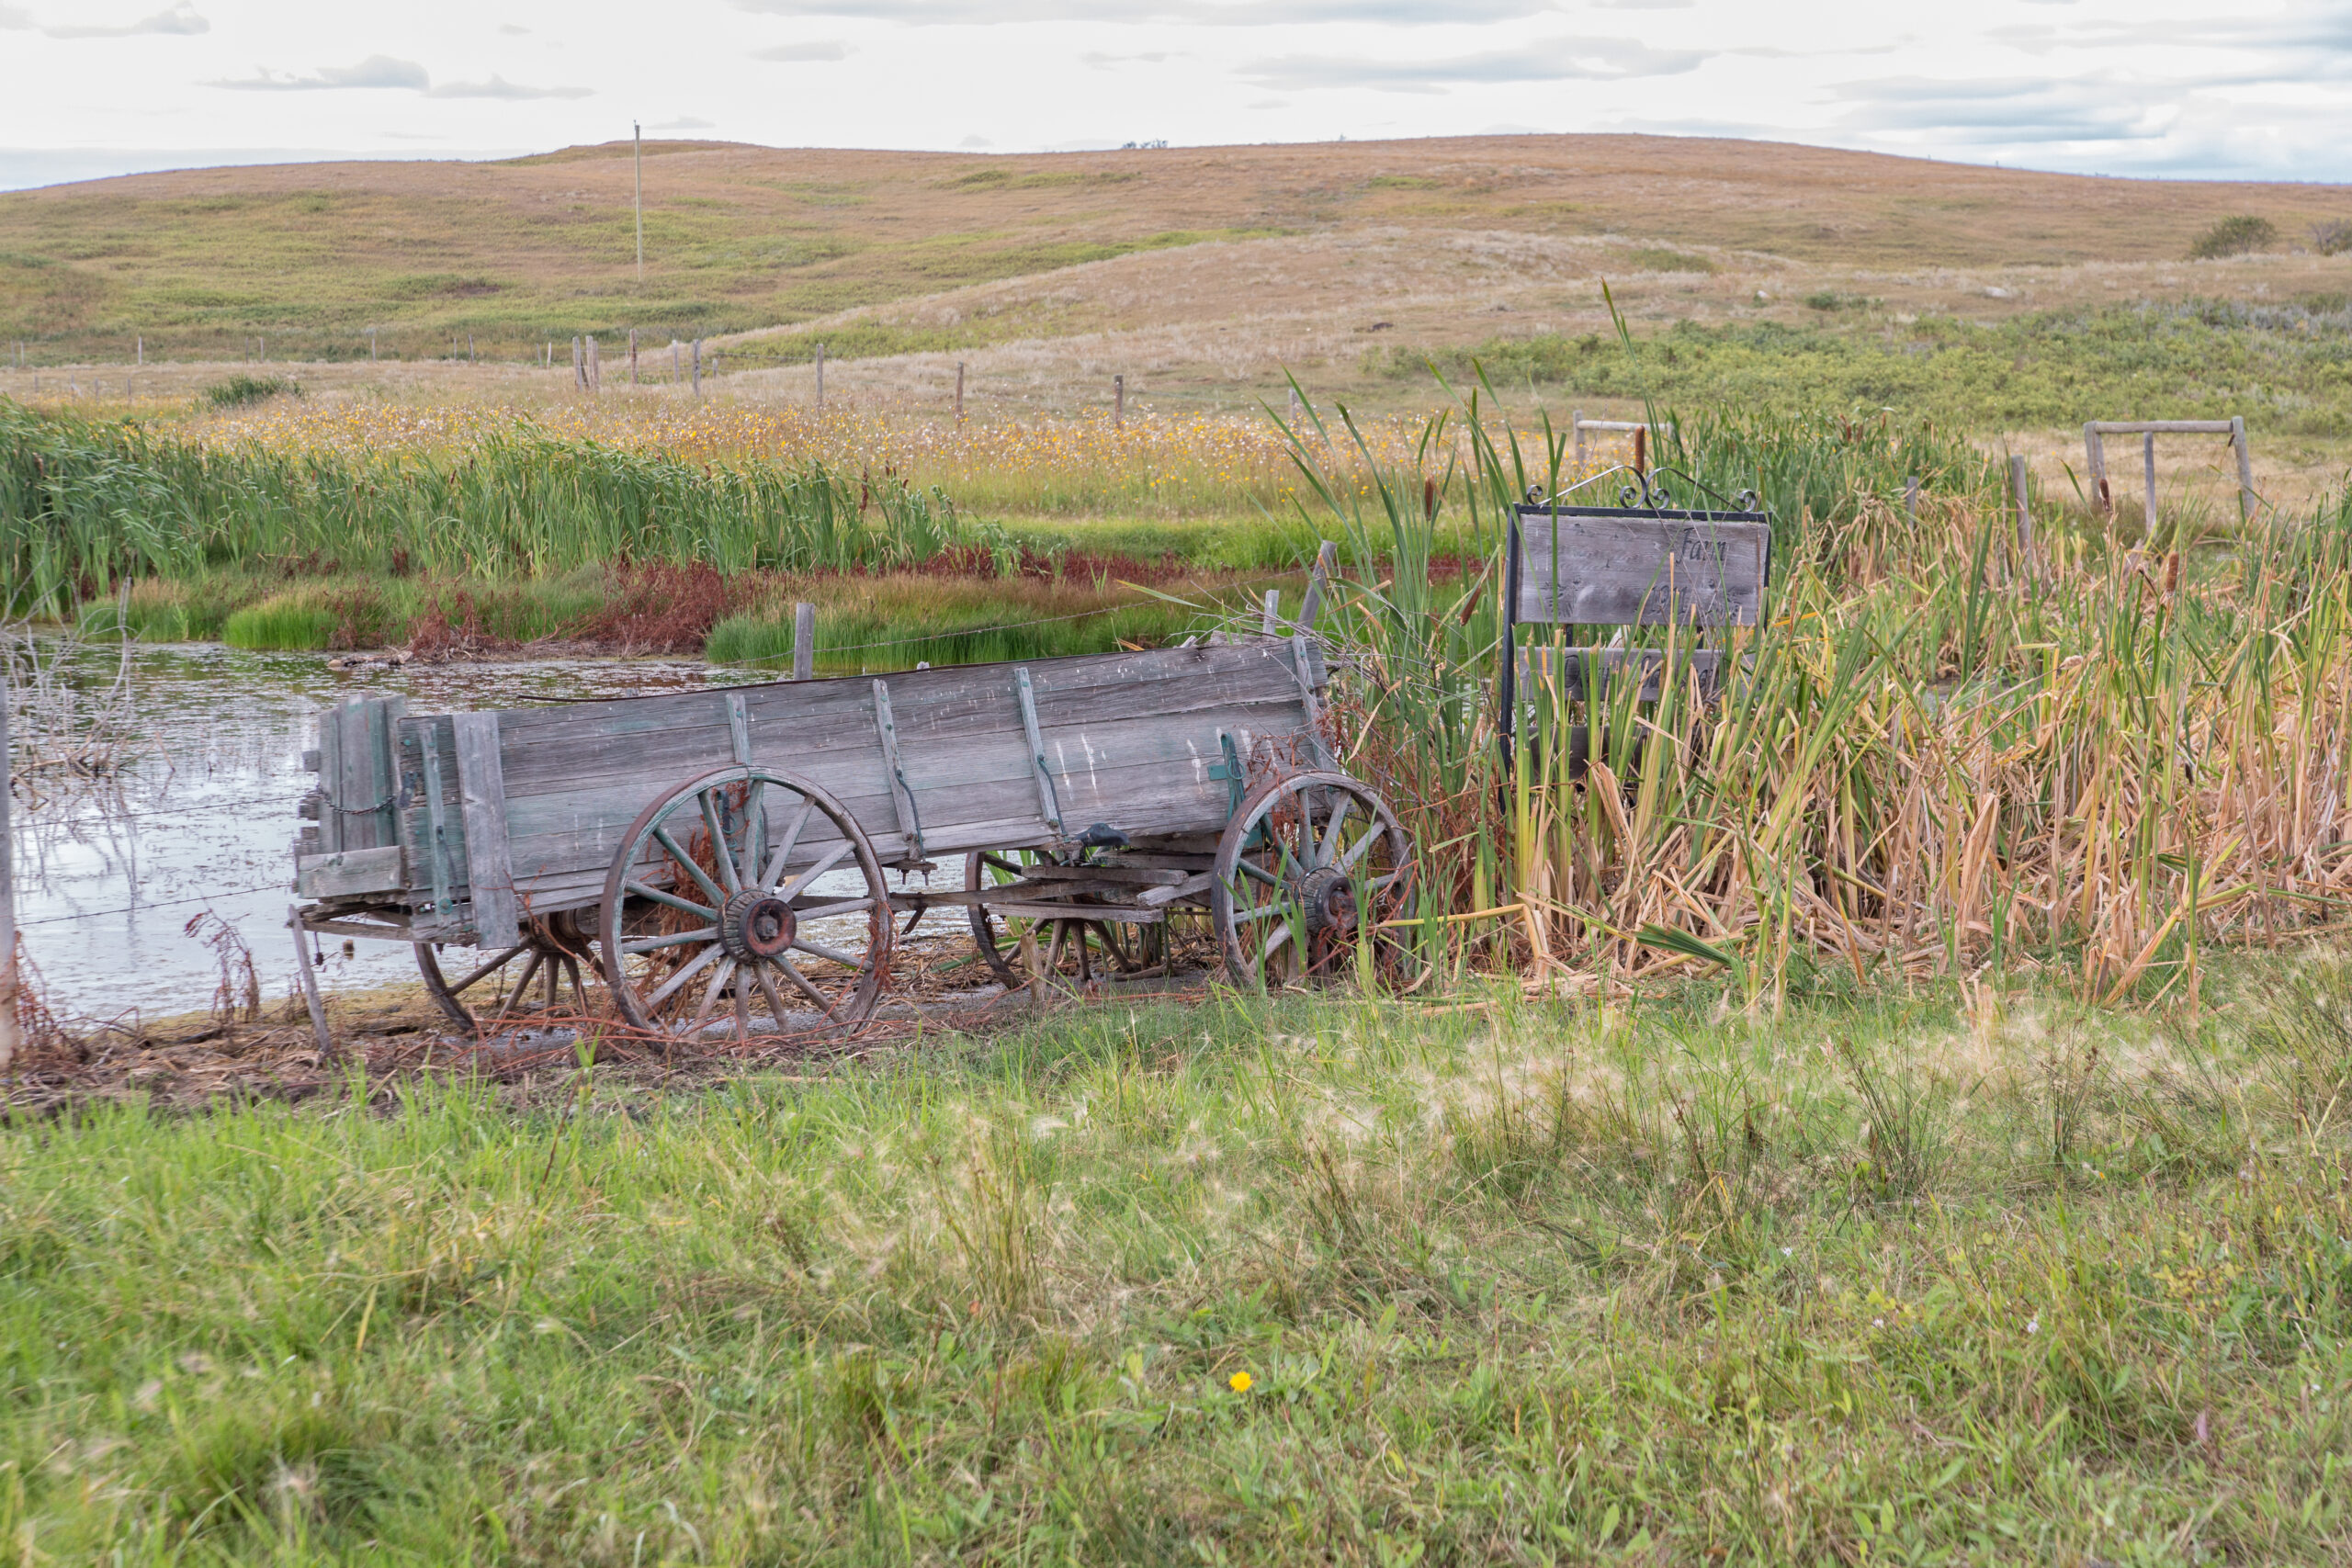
[2,133,2346,364]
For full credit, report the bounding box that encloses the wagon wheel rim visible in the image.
[600,766,892,1049]
[966,849,1148,988]
[1210,771,1423,993]
[415,914,596,1034]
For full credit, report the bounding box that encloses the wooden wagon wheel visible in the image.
[965,848,1149,987]
[415,911,597,1033]
[599,766,892,1047]
[1210,770,1425,992]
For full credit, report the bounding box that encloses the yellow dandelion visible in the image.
[1228,1371,1253,1393]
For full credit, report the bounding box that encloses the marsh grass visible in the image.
[4,962,2348,1562]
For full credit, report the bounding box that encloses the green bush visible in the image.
[2188,215,2277,259]
[201,373,300,408]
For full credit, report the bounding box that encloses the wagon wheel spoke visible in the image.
[738,779,767,891]
[732,976,753,1042]
[1336,819,1390,874]
[685,958,737,1037]
[1237,858,1281,889]
[777,840,854,902]
[653,827,729,909]
[698,789,743,898]
[622,925,719,955]
[760,799,818,888]
[645,941,725,1010]
[1261,920,1295,967]
[491,951,543,1026]
[562,954,588,1010]
[750,963,795,1030]
[623,878,716,922]
[774,953,843,1020]
[793,896,876,920]
[1316,797,1354,869]
[980,853,1024,880]
[790,936,865,968]
[442,944,527,996]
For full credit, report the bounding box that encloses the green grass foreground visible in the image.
[6,964,2350,1563]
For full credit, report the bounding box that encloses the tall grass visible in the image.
[1295,389,2352,1004]
[0,400,965,616]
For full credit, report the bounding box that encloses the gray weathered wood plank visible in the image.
[1514,510,1770,628]
[454,712,520,948]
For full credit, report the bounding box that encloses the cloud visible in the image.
[1242,34,1707,92]
[733,0,1554,22]
[210,54,431,91]
[1080,49,1170,66]
[427,73,593,98]
[209,55,586,97]
[752,39,850,59]
[43,2,207,36]
[1830,73,2151,144]
[958,132,992,146]
[651,115,714,130]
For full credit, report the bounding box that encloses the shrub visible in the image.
[2188,216,2277,260]
[2312,220,2352,257]
[202,373,300,408]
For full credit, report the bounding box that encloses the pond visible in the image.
[6,642,844,1023]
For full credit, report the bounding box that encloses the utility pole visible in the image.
[634,121,645,280]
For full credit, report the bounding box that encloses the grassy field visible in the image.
[4,959,2349,1562]
[11,138,2352,1562]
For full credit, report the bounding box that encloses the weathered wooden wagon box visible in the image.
[294,635,1416,1040]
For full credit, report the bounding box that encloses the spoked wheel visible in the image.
[415,912,599,1033]
[966,848,1153,987]
[1210,770,1425,992]
[600,766,892,1048]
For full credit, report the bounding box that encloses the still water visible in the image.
[8,643,827,1022]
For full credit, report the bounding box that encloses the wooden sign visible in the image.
[1512,506,1770,628]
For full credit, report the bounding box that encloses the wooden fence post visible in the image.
[792,603,816,682]
[469,333,476,365]
[370,330,378,362]
[629,328,639,386]
[815,344,825,408]
[1260,589,1282,635]
[2010,455,2035,580]
[1114,373,1125,428]
[1295,539,1339,630]
[1,683,17,1075]
[2143,433,2158,535]
[2085,423,2109,514]
[135,335,142,366]
[956,361,965,423]
[2232,416,2255,522]
[692,339,702,397]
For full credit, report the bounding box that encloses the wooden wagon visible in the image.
[291,631,1418,1042]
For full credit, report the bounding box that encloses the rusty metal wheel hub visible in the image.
[1291,864,1357,934]
[719,889,797,960]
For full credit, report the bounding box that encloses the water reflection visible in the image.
[10,642,795,1021]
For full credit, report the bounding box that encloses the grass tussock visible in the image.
[3,963,2348,1561]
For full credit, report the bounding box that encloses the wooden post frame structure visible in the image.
[291,604,1425,1038]
[1570,412,1676,474]
[1497,496,1772,763]
[2083,418,2256,523]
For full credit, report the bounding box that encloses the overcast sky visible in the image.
[2,0,2347,191]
